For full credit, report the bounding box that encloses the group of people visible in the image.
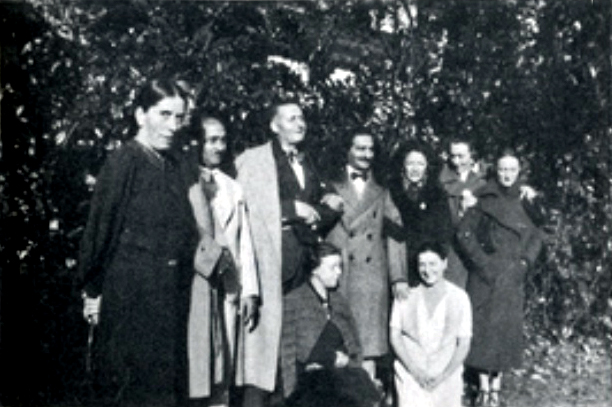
[77,78,545,407]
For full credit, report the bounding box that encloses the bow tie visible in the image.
[286,150,304,164]
[200,167,219,183]
[350,171,368,181]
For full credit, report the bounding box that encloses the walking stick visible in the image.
[82,316,96,404]
[86,317,95,375]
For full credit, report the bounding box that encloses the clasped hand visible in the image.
[304,350,349,372]
[412,369,445,391]
[321,193,344,212]
[295,200,320,225]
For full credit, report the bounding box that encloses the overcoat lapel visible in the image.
[259,143,281,250]
[212,173,237,229]
[335,173,385,228]
[242,142,281,262]
[479,189,533,239]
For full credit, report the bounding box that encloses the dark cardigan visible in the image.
[280,283,363,398]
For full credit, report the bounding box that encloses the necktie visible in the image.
[286,150,304,164]
[200,168,218,201]
[350,171,368,181]
[198,176,216,238]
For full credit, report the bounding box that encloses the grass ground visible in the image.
[501,335,611,407]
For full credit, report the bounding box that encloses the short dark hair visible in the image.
[416,241,448,260]
[268,97,302,124]
[307,241,342,271]
[448,137,474,152]
[134,78,188,112]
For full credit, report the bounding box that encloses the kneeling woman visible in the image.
[390,241,472,407]
[281,242,381,407]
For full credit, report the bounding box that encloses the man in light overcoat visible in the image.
[234,101,343,407]
[187,116,259,406]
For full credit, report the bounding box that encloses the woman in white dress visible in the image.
[390,241,472,407]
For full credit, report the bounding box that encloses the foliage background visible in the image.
[1,1,610,406]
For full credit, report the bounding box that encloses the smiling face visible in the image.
[404,150,428,184]
[449,142,474,174]
[135,96,186,151]
[271,103,306,148]
[347,134,375,172]
[200,119,227,168]
[313,254,343,290]
[497,155,521,188]
[418,250,447,287]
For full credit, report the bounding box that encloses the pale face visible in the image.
[347,134,375,172]
[418,250,447,287]
[135,96,186,151]
[497,156,521,188]
[271,104,306,147]
[404,150,428,183]
[313,254,343,290]
[201,120,227,168]
[449,142,474,174]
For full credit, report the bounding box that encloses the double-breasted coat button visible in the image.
[348,254,355,262]
[367,233,373,240]
[365,256,371,263]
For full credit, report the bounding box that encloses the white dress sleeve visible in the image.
[390,299,404,330]
[456,289,473,338]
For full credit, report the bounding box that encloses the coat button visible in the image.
[167,259,178,267]
[367,233,373,240]
[372,211,377,218]
[349,231,355,238]
[366,256,371,263]
[348,254,355,262]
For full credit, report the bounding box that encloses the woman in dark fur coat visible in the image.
[388,141,454,287]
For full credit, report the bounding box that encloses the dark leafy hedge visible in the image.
[1,1,610,405]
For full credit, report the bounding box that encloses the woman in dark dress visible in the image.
[389,141,453,287]
[78,78,199,406]
[456,149,544,407]
[281,242,381,407]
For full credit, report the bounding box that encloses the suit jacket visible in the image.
[187,169,259,398]
[326,171,406,357]
[438,162,489,288]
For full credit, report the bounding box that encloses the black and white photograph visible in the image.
[1,1,610,406]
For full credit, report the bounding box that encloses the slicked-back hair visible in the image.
[189,110,236,177]
[267,98,302,125]
[134,78,188,112]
